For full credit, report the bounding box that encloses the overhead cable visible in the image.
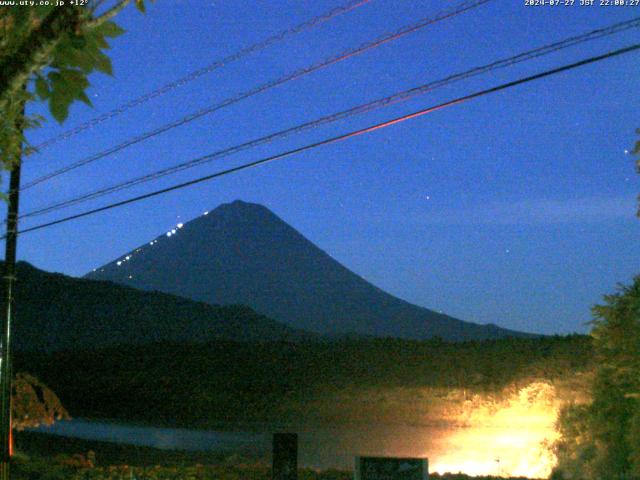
[20,17,640,219]
[14,43,640,237]
[21,0,493,190]
[30,0,374,151]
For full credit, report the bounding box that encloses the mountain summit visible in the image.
[86,200,530,341]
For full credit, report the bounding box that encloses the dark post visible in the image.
[272,432,298,480]
[0,114,23,480]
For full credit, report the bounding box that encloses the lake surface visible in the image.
[32,419,440,470]
[31,417,555,477]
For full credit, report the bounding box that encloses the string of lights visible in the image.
[20,16,640,220]
[21,0,493,191]
[30,0,373,152]
[13,43,640,238]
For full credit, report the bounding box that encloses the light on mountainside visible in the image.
[86,200,532,341]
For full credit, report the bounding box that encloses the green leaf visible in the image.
[47,71,61,83]
[96,20,125,38]
[49,96,69,123]
[93,52,113,75]
[91,31,110,50]
[52,41,81,69]
[47,68,90,123]
[25,114,44,130]
[69,34,87,49]
[60,68,87,88]
[77,91,92,107]
[135,0,146,13]
[35,76,49,100]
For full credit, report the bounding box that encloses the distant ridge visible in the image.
[86,200,533,341]
[10,261,309,352]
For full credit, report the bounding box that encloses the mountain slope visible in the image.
[10,261,308,352]
[86,200,532,341]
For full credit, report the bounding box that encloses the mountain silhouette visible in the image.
[10,261,308,352]
[86,200,532,341]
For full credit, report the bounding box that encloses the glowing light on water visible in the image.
[430,382,560,478]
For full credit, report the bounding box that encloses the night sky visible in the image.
[9,0,640,335]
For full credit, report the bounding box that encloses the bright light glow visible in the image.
[125,255,131,260]
[171,229,177,234]
[166,232,172,237]
[177,223,184,228]
[430,382,560,478]
[204,211,209,215]
[116,261,122,266]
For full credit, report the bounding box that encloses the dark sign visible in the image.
[355,456,429,480]
[273,433,298,480]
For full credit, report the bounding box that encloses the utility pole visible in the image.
[0,103,24,480]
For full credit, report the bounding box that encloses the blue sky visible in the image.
[10,0,640,335]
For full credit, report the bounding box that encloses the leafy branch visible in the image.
[0,0,151,170]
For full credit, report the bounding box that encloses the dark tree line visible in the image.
[553,277,640,480]
[17,335,593,428]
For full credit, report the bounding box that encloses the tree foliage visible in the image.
[0,0,148,442]
[0,0,150,170]
[553,276,640,479]
[18,335,593,428]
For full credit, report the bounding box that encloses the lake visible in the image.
[32,419,441,470]
[31,417,555,477]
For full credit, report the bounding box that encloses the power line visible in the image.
[29,0,373,152]
[21,0,493,191]
[14,43,640,238]
[20,16,640,220]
